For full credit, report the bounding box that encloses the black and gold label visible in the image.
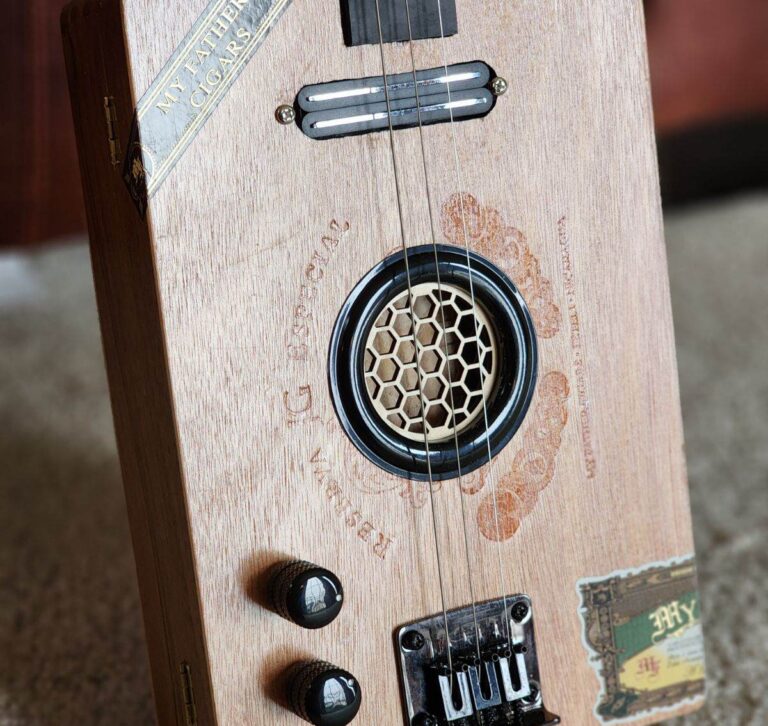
[578,556,706,722]
[123,0,292,215]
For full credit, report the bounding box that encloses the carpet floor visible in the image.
[1,194,767,725]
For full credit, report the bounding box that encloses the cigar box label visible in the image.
[123,0,292,215]
[578,556,706,723]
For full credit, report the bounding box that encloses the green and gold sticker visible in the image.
[578,556,706,722]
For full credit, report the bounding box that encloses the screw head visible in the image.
[490,76,509,96]
[511,601,529,623]
[275,104,296,125]
[523,681,541,705]
[401,630,426,652]
[413,714,438,726]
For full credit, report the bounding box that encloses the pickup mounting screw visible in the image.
[511,601,529,623]
[275,104,296,125]
[490,76,509,96]
[401,630,426,652]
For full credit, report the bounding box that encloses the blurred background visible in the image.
[1,0,767,723]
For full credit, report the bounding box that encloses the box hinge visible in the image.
[103,96,121,166]
[179,662,197,725]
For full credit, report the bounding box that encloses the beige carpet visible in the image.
[1,195,767,725]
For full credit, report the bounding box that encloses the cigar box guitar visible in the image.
[62,0,706,723]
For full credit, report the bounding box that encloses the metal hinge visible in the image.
[103,96,121,166]
[179,662,197,725]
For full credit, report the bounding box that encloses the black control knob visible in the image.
[270,560,344,629]
[289,661,362,726]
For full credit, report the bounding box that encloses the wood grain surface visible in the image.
[63,1,702,723]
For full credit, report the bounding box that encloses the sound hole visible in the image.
[363,282,496,443]
[328,244,536,481]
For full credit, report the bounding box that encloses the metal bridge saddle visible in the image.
[397,597,560,725]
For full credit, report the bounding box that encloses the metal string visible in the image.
[402,0,483,662]
[431,0,514,647]
[371,0,455,676]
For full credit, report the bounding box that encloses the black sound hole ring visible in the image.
[328,244,538,481]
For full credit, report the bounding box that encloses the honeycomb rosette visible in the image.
[328,244,537,481]
[363,282,497,443]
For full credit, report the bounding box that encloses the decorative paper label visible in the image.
[578,556,706,723]
[123,0,292,215]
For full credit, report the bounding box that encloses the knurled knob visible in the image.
[270,560,344,629]
[289,660,362,725]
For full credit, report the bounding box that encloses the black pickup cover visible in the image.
[341,0,458,47]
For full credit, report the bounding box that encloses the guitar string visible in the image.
[432,0,514,647]
[402,0,483,662]
[372,0,455,677]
